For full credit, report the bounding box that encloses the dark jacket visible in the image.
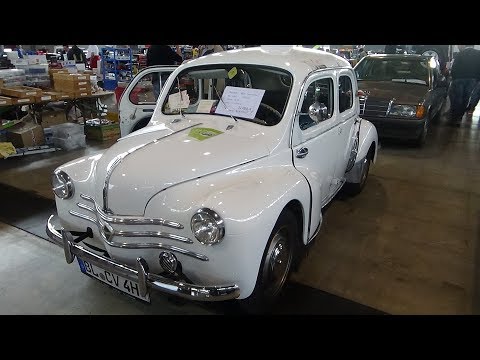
[451,48,480,80]
[67,46,87,64]
[146,45,182,66]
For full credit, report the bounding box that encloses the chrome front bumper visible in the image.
[46,215,240,302]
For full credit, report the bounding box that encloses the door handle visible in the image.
[296,147,309,158]
[142,109,154,112]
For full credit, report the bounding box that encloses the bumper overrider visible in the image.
[46,215,240,301]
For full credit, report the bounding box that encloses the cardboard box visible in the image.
[7,122,45,147]
[0,96,13,106]
[105,111,119,122]
[11,97,35,105]
[53,73,91,82]
[0,86,42,98]
[66,90,92,98]
[42,92,58,101]
[85,123,120,141]
[35,94,54,102]
[41,110,67,128]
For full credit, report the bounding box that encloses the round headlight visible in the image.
[190,208,225,245]
[52,170,74,199]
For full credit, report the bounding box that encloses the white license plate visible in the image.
[77,258,150,303]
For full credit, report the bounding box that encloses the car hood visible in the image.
[93,117,271,215]
[358,81,428,104]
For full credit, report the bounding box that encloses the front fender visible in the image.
[142,154,310,299]
[345,118,378,184]
[357,118,378,163]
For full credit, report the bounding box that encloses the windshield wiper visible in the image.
[213,84,238,122]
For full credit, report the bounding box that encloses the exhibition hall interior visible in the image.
[0,44,479,315]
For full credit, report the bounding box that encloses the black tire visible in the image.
[414,118,429,147]
[344,156,371,196]
[239,209,298,313]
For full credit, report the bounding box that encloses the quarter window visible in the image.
[299,77,334,130]
[338,75,353,113]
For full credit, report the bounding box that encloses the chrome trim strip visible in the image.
[102,123,203,212]
[77,202,95,213]
[46,216,233,301]
[115,230,193,244]
[80,194,183,229]
[46,215,63,246]
[69,210,98,225]
[102,236,208,261]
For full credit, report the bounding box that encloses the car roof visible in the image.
[181,46,352,78]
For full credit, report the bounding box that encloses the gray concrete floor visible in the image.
[0,102,479,314]
[0,222,214,314]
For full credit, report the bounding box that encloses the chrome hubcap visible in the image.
[265,229,292,297]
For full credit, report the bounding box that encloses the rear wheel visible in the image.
[239,209,298,313]
[344,155,371,196]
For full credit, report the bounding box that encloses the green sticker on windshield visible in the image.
[189,127,223,141]
[228,67,238,79]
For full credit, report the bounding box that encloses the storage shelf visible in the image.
[101,47,133,90]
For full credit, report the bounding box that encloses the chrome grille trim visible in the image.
[69,210,97,224]
[77,202,95,213]
[360,97,389,118]
[71,194,206,260]
[102,237,209,261]
[80,194,183,229]
[115,230,193,244]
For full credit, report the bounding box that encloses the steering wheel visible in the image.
[255,103,282,125]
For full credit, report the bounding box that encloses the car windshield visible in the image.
[355,57,429,85]
[161,64,293,126]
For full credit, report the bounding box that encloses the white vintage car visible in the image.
[47,46,378,310]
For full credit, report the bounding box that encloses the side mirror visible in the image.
[308,102,328,123]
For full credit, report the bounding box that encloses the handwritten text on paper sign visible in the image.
[215,86,266,119]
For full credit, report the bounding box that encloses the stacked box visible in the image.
[0,96,13,106]
[85,123,120,141]
[0,86,42,98]
[53,73,92,97]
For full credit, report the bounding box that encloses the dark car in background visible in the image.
[354,54,448,145]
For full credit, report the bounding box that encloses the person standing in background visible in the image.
[86,45,99,64]
[448,45,480,124]
[67,45,87,65]
[146,45,183,100]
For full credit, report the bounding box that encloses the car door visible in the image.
[119,66,176,137]
[335,69,358,187]
[292,70,341,239]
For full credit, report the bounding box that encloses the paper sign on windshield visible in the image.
[168,90,190,110]
[215,86,265,119]
[196,99,216,113]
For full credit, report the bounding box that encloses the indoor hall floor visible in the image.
[0,105,479,314]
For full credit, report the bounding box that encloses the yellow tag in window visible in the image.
[228,67,238,79]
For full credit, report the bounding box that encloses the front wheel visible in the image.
[239,209,298,313]
[414,119,429,147]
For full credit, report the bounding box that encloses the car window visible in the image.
[355,58,429,85]
[129,71,173,104]
[161,64,293,126]
[299,77,334,131]
[338,75,353,113]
